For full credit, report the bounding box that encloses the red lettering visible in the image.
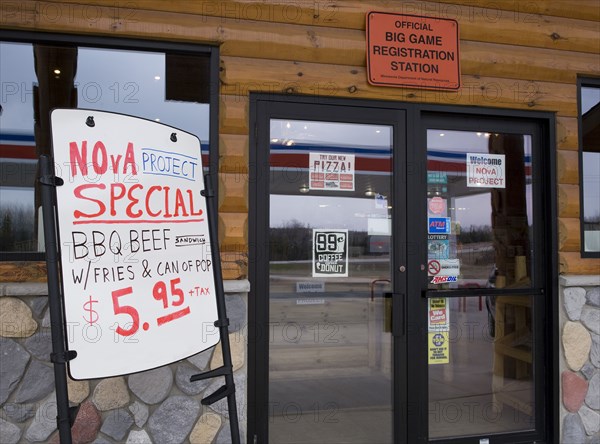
[187,190,203,216]
[110,154,122,173]
[92,141,108,175]
[126,184,143,218]
[69,141,88,177]
[123,142,137,175]
[73,184,106,218]
[163,186,172,218]
[110,183,127,216]
[173,189,189,217]
[145,186,162,217]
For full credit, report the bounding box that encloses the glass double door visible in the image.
[250,100,549,444]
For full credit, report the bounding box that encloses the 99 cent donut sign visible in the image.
[50,109,220,380]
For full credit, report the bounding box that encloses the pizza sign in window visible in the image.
[309,152,355,191]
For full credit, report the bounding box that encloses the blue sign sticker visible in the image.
[427,172,448,184]
[428,217,451,234]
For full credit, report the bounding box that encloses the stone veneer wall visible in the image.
[0,280,249,444]
[560,275,600,443]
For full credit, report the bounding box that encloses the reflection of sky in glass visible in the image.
[0,187,33,209]
[427,129,493,152]
[582,86,600,114]
[0,42,37,132]
[581,86,600,221]
[270,195,388,230]
[271,119,392,148]
[583,152,600,220]
[76,48,209,141]
[1,42,210,206]
[0,42,210,137]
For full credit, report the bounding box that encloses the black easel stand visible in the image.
[39,155,78,444]
[190,174,241,444]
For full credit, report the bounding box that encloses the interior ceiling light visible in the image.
[365,189,375,197]
[154,75,161,80]
[286,122,291,129]
[299,185,309,193]
[53,69,61,75]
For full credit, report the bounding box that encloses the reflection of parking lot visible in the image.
[269,288,393,443]
[429,297,534,437]
[269,289,390,373]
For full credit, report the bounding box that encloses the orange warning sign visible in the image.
[366,12,461,90]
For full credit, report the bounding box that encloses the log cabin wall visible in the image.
[0,0,599,279]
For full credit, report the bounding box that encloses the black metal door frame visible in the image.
[248,94,558,444]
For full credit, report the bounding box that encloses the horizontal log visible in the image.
[4,2,600,85]
[556,116,579,151]
[220,95,249,134]
[36,0,600,54]
[558,184,580,218]
[558,217,581,252]
[220,56,578,116]
[219,134,249,174]
[218,172,248,213]
[559,252,600,275]
[219,212,248,252]
[220,251,248,280]
[557,150,579,185]
[434,0,600,22]
[459,41,599,84]
[0,262,47,283]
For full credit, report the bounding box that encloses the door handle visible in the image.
[384,292,406,337]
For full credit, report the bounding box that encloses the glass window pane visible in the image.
[426,130,533,290]
[0,42,38,252]
[581,85,600,253]
[269,119,394,443]
[0,41,210,253]
[428,295,536,438]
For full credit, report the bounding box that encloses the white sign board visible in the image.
[309,152,355,191]
[466,153,506,188]
[312,229,348,277]
[51,109,220,379]
[427,259,461,277]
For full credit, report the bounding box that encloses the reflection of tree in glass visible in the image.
[270,219,370,261]
[583,212,600,224]
[584,212,600,234]
[270,219,312,261]
[0,204,35,251]
[457,224,492,244]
